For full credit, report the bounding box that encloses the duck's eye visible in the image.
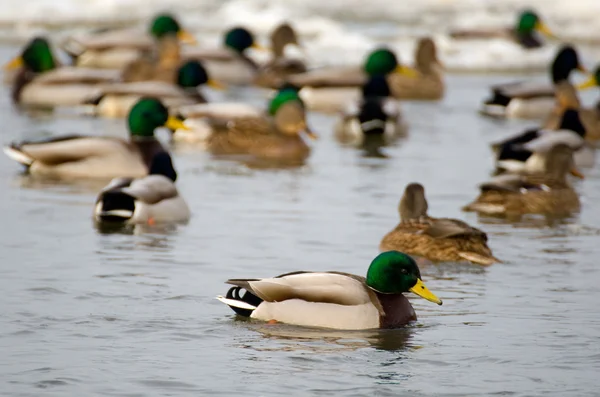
[401,269,408,274]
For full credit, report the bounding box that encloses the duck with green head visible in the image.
[285,47,417,113]
[335,75,407,147]
[3,97,188,179]
[575,65,600,140]
[61,13,197,69]
[449,9,555,49]
[480,45,586,119]
[217,250,442,330]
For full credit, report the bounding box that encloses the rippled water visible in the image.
[1,41,600,395]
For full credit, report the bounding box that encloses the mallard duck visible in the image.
[91,60,223,118]
[286,47,418,113]
[209,99,315,166]
[5,37,121,107]
[463,144,582,217]
[572,66,600,141]
[3,97,187,179]
[493,108,594,174]
[388,37,444,100]
[380,183,499,266]
[94,151,190,225]
[334,75,406,147]
[184,27,266,85]
[62,13,197,69]
[253,22,307,88]
[216,250,442,330]
[449,9,554,49]
[480,45,585,119]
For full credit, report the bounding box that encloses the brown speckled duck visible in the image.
[380,183,499,266]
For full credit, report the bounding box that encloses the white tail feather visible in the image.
[216,295,257,311]
[3,146,33,166]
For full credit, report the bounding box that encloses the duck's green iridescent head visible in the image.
[224,27,262,53]
[268,86,302,116]
[127,97,188,137]
[176,60,224,90]
[4,37,56,73]
[577,66,600,90]
[551,45,585,84]
[516,10,553,37]
[366,251,442,304]
[363,48,418,78]
[150,14,197,44]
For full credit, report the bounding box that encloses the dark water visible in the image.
[1,44,600,396]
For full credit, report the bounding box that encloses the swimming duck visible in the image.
[5,37,121,108]
[286,47,418,113]
[572,65,600,141]
[62,13,197,69]
[388,37,444,100]
[184,27,265,85]
[94,151,190,225]
[334,75,407,147]
[480,45,586,119]
[449,9,555,49]
[380,183,499,266]
[253,22,307,88]
[463,144,582,217]
[90,60,223,118]
[216,250,442,330]
[209,99,316,167]
[3,97,187,179]
[493,109,594,174]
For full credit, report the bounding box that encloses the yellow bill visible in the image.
[165,116,190,131]
[409,278,442,305]
[535,21,556,39]
[177,30,197,45]
[304,127,318,140]
[207,79,226,90]
[4,56,23,71]
[577,76,597,90]
[394,64,419,78]
[251,42,268,52]
[570,166,585,179]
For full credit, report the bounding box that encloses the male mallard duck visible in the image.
[449,9,554,49]
[209,99,315,167]
[463,144,582,217]
[380,183,499,266]
[3,97,187,179]
[253,22,307,88]
[5,37,121,107]
[334,75,406,147]
[62,13,197,69]
[480,45,585,119]
[94,151,190,225]
[216,250,442,330]
[184,27,265,85]
[286,47,418,113]
[91,60,223,118]
[493,108,594,174]
[572,65,600,141]
[388,37,444,100]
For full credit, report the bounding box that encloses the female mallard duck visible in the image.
[94,151,190,225]
[216,250,442,330]
[463,144,582,217]
[253,22,307,88]
[380,183,499,266]
[3,97,187,179]
[480,45,586,119]
[91,60,223,118]
[172,85,303,144]
[334,75,407,147]
[388,37,444,100]
[449,9,554,49]
[184,27,265,85]
[286,47,418,113]
[209,99,316,167]
[5,37,122,107]
[62,13,197,69]
[493,108,594,174]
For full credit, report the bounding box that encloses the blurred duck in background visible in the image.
[449,9,555,49]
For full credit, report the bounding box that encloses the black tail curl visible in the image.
[225,287,263,317]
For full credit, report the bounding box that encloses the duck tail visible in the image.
[3,145,34,167]
[95,191,136,223]
[216,286,262,317]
